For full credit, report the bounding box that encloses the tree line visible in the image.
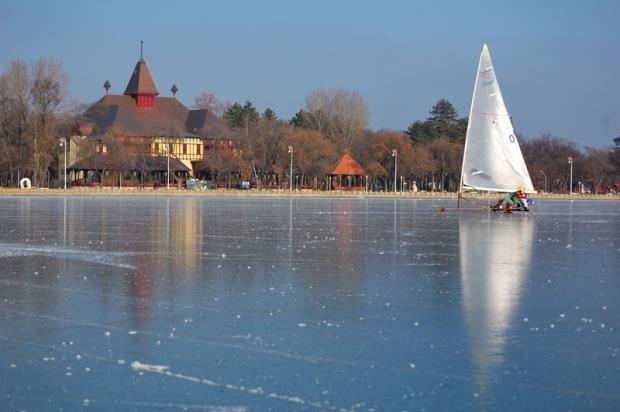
[1,59,619,192]
[205,92,620,193]
[0,58,72,187]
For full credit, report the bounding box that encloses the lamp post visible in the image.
[59,137,67,190]
[539,170,547,193]
[400,175,403,192]
[391,149,397,193]
[568,156,573,195]
[288,145,293,191]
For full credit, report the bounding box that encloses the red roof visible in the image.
[124,59,159,96]
[329,153,365,175]
[79,94,219,138]
[75,57,225,139]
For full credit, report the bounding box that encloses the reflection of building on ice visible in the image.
[459,217,534,400]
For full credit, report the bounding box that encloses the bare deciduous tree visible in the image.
[304,88,368,153]
[0,58,67,187]
[304,89,330,136]
[0,60,30,185]
[193,92,226,117]
[30,58,67,186]
[280,128,338,189]
[242,118,287,187]
[359,130,414,191]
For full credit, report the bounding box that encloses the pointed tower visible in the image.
[124,43,159,108]
[124,59,159,108]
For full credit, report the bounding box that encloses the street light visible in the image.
[391,149,397,193]
[288,145,293,191]
[59,137,67,190]
[539,170,547,193]
[568,156,573,195]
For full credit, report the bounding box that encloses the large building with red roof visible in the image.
[65,56,235,187]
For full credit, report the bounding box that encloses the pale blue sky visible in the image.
[1,0,618,147]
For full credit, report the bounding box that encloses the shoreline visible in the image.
[0,188,618,201]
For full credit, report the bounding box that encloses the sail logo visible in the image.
[479,73,495,86]
[508,134,516,143]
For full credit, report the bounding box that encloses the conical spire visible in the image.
[123,59,159,97]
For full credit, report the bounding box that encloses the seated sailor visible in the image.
[492,187,530,212]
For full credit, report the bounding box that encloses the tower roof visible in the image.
[124,59,159,96]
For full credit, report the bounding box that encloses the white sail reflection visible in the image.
[460,217,534,397]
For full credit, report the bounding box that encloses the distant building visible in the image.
[614,136,620,149]
[64,56,236,187]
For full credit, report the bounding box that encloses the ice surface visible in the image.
[0,196,618,411]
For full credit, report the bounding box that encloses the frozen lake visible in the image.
[1,196,618,411]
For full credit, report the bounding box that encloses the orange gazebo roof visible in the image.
[329,153,365,176]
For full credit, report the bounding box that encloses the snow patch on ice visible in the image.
[130,361,348,410]
[131,361,169,373]
[0,242,134,269]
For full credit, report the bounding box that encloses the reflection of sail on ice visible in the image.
[460,44,534,193]
[460,217,534,394]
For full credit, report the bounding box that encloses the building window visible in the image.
[183,143,187,155]
[154,142,159,153]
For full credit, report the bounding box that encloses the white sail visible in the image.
[461,44,534,193]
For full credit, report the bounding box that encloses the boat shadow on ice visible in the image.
[0,242,135,270]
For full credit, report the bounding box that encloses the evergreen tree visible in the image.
[289,109,307,128]
[405,120,435,144]
[262,107,277,121]
[428,98,459,136]
[429,99,458,124]
[223,101,259,131]
[242,101,259,121]
[241,101,259,137]
[223,102,244,129]
[405,99,468,143]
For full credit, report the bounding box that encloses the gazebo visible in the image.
[327,153,366,191]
